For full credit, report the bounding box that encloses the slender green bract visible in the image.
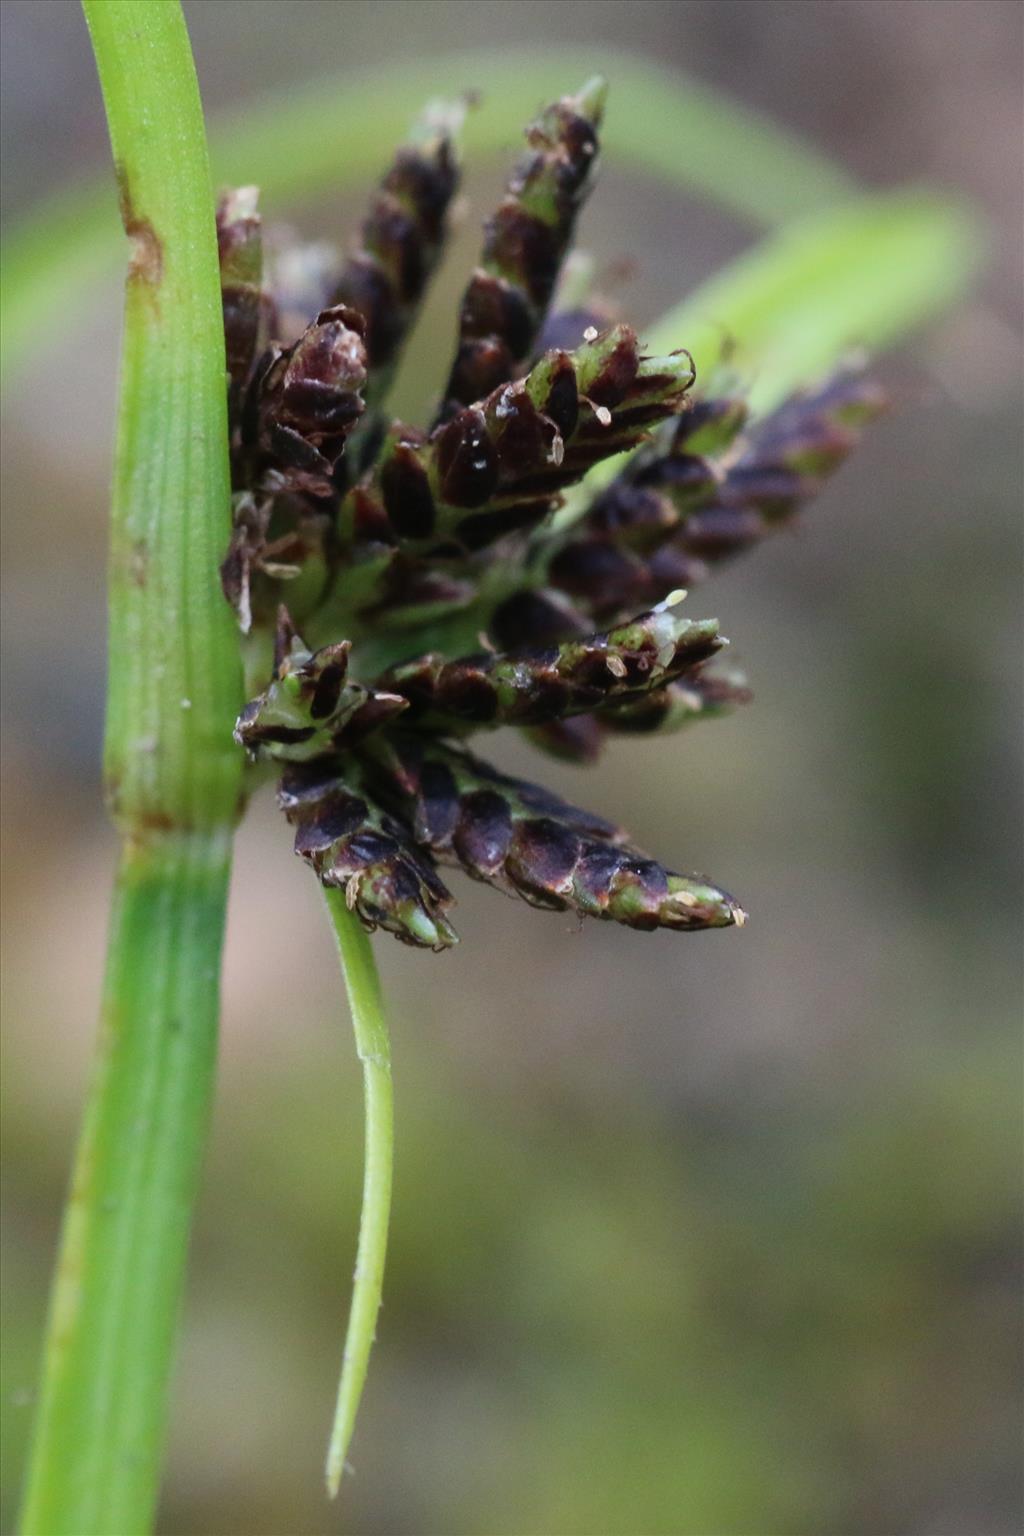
[546,188,980,535]
[322,891,394,1498]
[20,5,243,1533]
[647,190,981,411]
[2,49,855,379]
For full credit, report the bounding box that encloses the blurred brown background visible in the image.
[2,3,1021,1533]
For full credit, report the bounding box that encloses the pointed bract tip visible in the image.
[414,95,468,147]
[575,75,609,121]
[664,874,743,929]
[638,349,696,386]
[325,1452,344,1499]
[406,905,459,950]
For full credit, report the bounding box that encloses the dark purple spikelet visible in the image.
[330,103,462,474]
[244,305,368,496]
[338,323,695,571]
[438,76,607,419]
[223,80,884,949]
[219,305,369,625]
[365,734,745,930]
[538,362,887,625]
[376,595,723,732]
[279,758,457,949]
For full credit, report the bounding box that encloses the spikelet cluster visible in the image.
[222,80,884,948]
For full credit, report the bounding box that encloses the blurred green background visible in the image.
[2,3,1021,1533]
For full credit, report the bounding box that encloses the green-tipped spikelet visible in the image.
[376,594,722,732]
[438,77,607,417]
[234,609,407,759]
[279,757,457,950]
[340,323,695,558]
[364,733,744,931]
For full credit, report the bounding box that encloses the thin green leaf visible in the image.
[545,188,981,534]
[2,49,855,379]
[647,189,983,411]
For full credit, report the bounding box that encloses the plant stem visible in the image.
[21,4,241,1533]
[321,890,394,1499]
[21,837,234,1536]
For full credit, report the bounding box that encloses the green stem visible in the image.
[21,4,241,1532]
[21,836,233,1535]
[321,890,394,1499]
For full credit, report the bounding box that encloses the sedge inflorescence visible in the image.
[222,78,884,950]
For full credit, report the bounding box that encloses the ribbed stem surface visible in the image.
[21,5,242,1531]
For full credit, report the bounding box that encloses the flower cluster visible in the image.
[222,80,885,949]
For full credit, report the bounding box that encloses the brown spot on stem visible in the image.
[138,810,178,833]
[115,161,164,288]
